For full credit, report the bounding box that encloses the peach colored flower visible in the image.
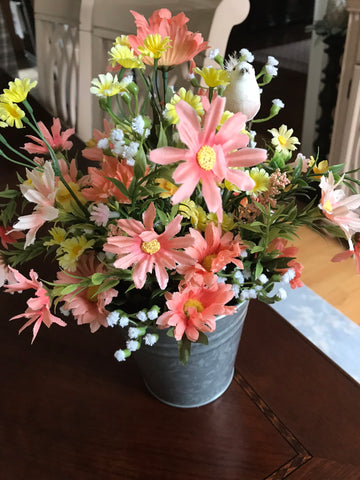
[82,157,133,204]
[103,202,194,289]
[6,268,66,343]
[0,225,24,249]
[269,238,304,289]
[13,161,58,247]
[82,120,112,162]
[56,253,118,333]
[150,96,267,221]
[128,9,208,69]
[332,233,360,274]
[157,280,235,342]
[23,117,74,154]
[177,222,244,285]
[319,172,360,248]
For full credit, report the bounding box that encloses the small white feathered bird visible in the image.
[224,60,261,121]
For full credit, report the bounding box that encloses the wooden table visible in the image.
[1,71,360,479]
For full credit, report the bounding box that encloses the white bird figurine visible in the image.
[224,60,261,121]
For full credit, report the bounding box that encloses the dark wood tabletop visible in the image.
[1,71,360,480]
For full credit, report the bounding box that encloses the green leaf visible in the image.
[94,278,119,296]
[106,176,129,199]
[166,327,175,338]
[91,273,106,285]
[156,123,168,148]
[178,337,191,365]
[134,144,147,178]
[255,260,263,279]
[196,332,209,345]
[61,284,80,295]
[251,245,264,254]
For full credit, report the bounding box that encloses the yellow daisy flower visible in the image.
[164,88,204,124]
[193,67,230,88]
[55,181,86,212]
[0,99,25,128]
[108,44,145,69]
[44,227,67,247]
[218,110,234,129]
[155,178,178,198]
[2,78,37,103]
[58,236,95,271]
[90,73,124,97]
[137,34,171,59]
[268,124,300,156]
[247,167,270,195]
[313,159,329,177]
[207,212,235,232]
[114,35,131,47]
[179,200,207,231]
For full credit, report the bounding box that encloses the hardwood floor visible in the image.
[293,226,360,326]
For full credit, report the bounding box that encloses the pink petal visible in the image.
[142,203,156,230]
[150,146,188,165]
[227,147,267,168]
[201,177,222,213]
[171,174,199,204]
[154,263,169,289]
[175,100,201,150]
[216,111,247,148]
[225,169,255,191]
[202,96,225,145]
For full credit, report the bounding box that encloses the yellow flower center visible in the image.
[323,200,333,213]
[197,145,216,171]
[202,254,217,271]
[86,285,99,303]
[278,135,287,146]
[183,299,204,316]
[141,238,161,255]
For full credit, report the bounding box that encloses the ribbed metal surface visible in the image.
[136,302,249,408]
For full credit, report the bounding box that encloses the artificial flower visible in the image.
[319,172,360,247]
[103,202,194,289]
[177,222,245,285]
[157,280,235,342]
[2,77,37,103]
[56,253,118,332]
[150,95,266,221]
[90,73,124,97]
[0,226,24,249]
[128,8,208,69]
[137,34,171,59]
[164,88,204,124]
[57,236,95,271]
[268,124,300,156]
[0,99,25,128]
[194,66,230,88]
[108,44,145,70]
[6,268,66,343]
[23,117,74,154]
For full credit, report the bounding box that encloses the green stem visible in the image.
[0,148,39,169]
[0,134,39,167]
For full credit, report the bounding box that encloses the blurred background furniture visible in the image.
[329,0,360,181]
[33,0,250,140]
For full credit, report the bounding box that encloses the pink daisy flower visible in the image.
[56,252,118,333]
[5,267,66,343]
[157,280,236,342]
[177,222,245,285]
[149,96,267,221]
[23,117,74,154]
[103,202,194,289]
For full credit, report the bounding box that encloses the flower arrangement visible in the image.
[1,8,360,364]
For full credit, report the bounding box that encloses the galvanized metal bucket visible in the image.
[135,301,249,408]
